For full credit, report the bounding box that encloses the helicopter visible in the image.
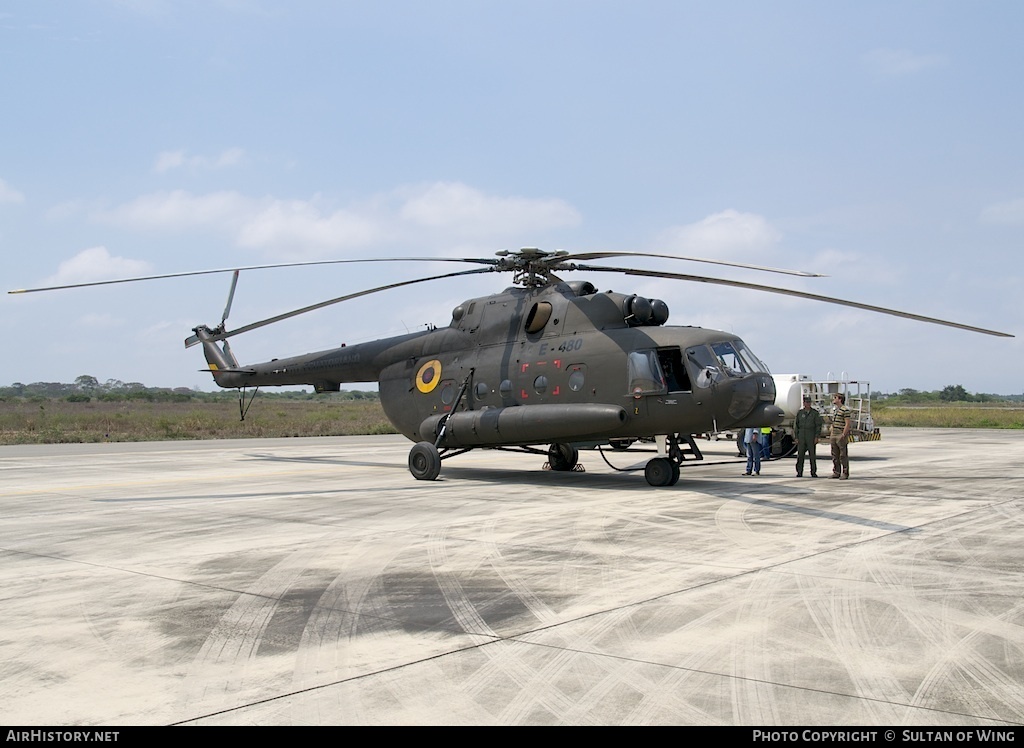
[10,247,1013,486]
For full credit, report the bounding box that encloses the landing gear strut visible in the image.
[643,433,697,487]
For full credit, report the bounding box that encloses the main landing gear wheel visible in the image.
[645,457,679,487]
[409,441,442,481]
[548,443,579,471]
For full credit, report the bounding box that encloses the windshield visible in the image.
[687,339,770,380]
[711,341,749,376]
[733,339,770,374]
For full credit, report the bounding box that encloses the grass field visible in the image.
[1,398,1021,445]
[871,402,1024,429]
[0,399,397,445]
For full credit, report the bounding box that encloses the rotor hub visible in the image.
[494,248,573,287]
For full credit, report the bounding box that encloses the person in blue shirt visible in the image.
[743,427,761,476]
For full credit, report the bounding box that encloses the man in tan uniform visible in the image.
[829,393,852,480]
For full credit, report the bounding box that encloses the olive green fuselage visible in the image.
[206,282,780,444]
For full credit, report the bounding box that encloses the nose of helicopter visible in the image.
[727,374,784,427]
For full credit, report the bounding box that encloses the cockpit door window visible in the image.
[687,345,722,388]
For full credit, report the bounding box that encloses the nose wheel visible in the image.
[409,441,442,481]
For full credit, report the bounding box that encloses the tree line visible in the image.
[874,385,1022,404]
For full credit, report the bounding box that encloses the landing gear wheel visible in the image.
[645,457,675,487]
[408,441,442,481]
[548,443,579,471]
[775,433,795,458]
[669,462,681,486]
[609,438,635,451]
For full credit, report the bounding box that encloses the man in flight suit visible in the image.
[829,393,853,480]
[794,394,823,477]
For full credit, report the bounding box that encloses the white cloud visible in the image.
[862,48,946,77]
[73,313,125,329]
[216,147,245,167]
[809,247,864,275]
[43,247,153,286]
[153,150,185,173]
[96,190,253,230]
[399,182,581,236]
[0,177,25,204]
[93,182,583,257]
[980,197,1024,226]
[657,210,782,256]
[236,200,383,253]
[153,147,246,174]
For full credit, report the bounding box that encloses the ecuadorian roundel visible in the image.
[415,359,442,394]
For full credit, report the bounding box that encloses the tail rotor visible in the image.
[185,270,242,374]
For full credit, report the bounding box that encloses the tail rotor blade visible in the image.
[221,269,240,326]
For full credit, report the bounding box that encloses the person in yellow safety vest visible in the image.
[760,426,772,460]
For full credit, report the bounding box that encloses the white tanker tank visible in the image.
[765,374,880,457]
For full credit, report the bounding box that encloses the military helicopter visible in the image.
[10,248,1013,486]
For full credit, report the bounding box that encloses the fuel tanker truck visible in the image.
[764,374,880,457]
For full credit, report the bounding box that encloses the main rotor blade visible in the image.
[208,267,495,341]
[558,251,825,278]
[7,257,498,294]
[579,264,1014,338]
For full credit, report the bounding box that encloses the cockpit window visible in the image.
[627,350,667,395]
[711,341,748,376]
[733,339,770,374]
[687,345,722,388]
[712,340,770,375]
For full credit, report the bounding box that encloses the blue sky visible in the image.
[2,1,1021,394]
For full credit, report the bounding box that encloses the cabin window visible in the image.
[440,381,456,405]
[533,375,549,394]
[524,301,553,334]
[627,350,667,395]
[568,365,586,392]
[474,382,489,399]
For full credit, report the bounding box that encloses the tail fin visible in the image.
[187,325,242,387]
